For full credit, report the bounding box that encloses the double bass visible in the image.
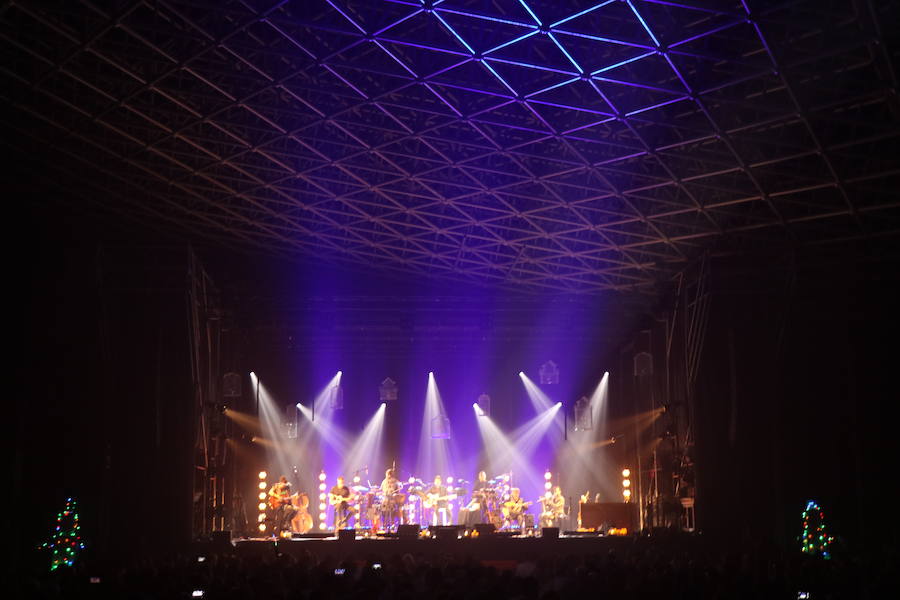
[290,492,313,533]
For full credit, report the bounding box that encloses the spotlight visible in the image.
[258,492,266,501]
[622,468,631,478]
[258,471,267,480]
[623,479,631,488]
[258,482,266,490]
[623,489,632,500]
[319,483,326,492]
[544,482,552,490]
[381,402,386,408]
[258,514,266,522]
[544,471,552,480]
[353,476,360,484]
[258,502,266,511]
[446,477,454,485]
[296,403,302,409]
[319,503,326,511]
[250,371,256,378]
[556,401,562,407]
[258,523,266,532]
[518,371,524,377]
[428,371,434,377]
[337,370,342,376]
[319,471,327,482]
[319,493,326,500]
[408,476,415,484]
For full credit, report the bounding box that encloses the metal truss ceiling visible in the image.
[3,0,898,293]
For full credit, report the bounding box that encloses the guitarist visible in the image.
[267,476,298,534]
[502,487,531,530]
[424,475,452,526]
[329,476,353,529]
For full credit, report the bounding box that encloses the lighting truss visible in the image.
[2,0,897,293]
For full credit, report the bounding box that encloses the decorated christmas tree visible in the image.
[41,497,85,571]
[799,500,833,559]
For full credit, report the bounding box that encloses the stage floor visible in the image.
[226,533,634,563]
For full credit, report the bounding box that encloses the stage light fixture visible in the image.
[258,482,266,490]
[544,471,552,480]
[539,361,559,385]
[319,493,326,500]
[431,414,450,439]
[258,514,266,522]
[379,378,398,404]
[623,479,631,488]
[319,483,326,492]
[258,492,266,501]
[544,482,552,490]
[353,475,360,484]
[622,468,631,478]
[258,502,266,511]
[319,502,326,511]
[258,471,267,480]
[446,477,454,484]
[476,393,491,417]
[623,489,632,500]
[258,523,266,532]
[319,471,327,481]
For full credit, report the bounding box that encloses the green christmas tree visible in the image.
[41,497,85,571]
[799,500,833,559]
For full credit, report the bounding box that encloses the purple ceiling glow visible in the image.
[2,1,897,293]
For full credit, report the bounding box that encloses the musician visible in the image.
[380,469,402,529]
[461,471,490,526]
[380,468,400,496]
[425,475,450,526]
[541,485,565,527]
[329,476,353,529]
[503,487,529,530]
[267,476,297,533]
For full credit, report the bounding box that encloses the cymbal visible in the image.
[351,485,370,492]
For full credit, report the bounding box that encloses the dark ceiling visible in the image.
[3,0,899,294]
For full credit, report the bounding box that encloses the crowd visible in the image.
[20,534,891,599]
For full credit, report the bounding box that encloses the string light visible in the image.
[41,498,85,571]
[800,500,833,559]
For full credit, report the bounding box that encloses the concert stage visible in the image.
[225,533,635,563]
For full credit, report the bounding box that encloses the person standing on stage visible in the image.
[329,476,352,530]
[380,468,401,529]
[267,476,297,534]
[425,475,450,526]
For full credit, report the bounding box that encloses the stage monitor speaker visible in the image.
[397,524,420,540]
[541,527,559,539]
[431,525,461,541]
[337,529,355,542]
[474,523,496,537]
